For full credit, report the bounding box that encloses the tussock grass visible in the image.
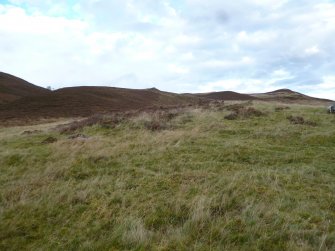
[0,102,335,250]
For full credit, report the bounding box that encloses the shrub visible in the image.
[287,115,317,126]
[41,136,57,144]
[239,107,265,118]
[56,113,127,134]
[224,112,239,120]
[275,106,290,112]
[224,106,265,120]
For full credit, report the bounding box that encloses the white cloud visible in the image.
[236,30,277,45]
[198,77,284,94]
[299,76,335,100]
[202,57,254,70]
[271,69,293,81]
[304,46,320,56]
[168,64,189,74]
[0,0,335,98]
[319,76,335,89]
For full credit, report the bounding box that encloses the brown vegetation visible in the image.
[287,115,317,126]
[56,107,189,133]
[224,102,265,120]
[41,136,58,144]
[195,91,258,101]
[275,106,290,112]
[0,72,50,104]
[251,89,333,105]
[1,72,333,125]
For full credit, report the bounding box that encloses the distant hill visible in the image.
[194,91,258,101]
[251,89,333,105]
[1,72,333,122]
[0,85,200,120]
[0,72,50,104]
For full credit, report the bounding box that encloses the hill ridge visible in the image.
[0,72,333,121]
[0,72,50,104]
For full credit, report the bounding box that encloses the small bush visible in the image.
[287,115,317,126]
[275,106,290,112]
[21,130,42,135]
[225,103,247,112]
[135,111,173,131]
[225,112,239,120]
[239,107,265,118]
[287,115,304,124]
[67,134,88,140]
[224,106,265,120]
[41,136,57,144]
[56,113,127,134]
[143,120,167,131]
[208,100,225,111]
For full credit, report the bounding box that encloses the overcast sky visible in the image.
[0,0,335,99]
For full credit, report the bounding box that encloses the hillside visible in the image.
[194,89,333,105]
[0,72,50,104]
[1,72,333,122]
[194,91,258,101]
[251,88,333,105]
[0,86,200,120]
[1,102,334,250]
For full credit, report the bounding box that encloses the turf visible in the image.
[0,102,334,250]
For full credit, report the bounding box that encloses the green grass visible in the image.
[1,102,335,250]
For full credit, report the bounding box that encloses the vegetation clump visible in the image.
[41,136,57,144]
[67,134,88,140]
[132,109,186,131]
[21,130,42,135]
[275,106,290,112]
[56,113,128,134]
[287,115,317,126]
[224,103,265,120]
[224,112,239,120]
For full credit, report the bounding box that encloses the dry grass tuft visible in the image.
[121,218,151,246]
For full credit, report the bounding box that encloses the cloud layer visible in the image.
[0,0,334,99]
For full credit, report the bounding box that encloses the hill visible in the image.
[0,72,50,104]
[251,88,333,105]
[1,72,333,122]
[194,89,333,104]
[194,91,258,101]
[0,86,200,120]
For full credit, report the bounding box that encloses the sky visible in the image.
[0,0,335,99]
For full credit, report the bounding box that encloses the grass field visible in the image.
[0,102,334,250]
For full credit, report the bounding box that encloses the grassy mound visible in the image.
[0,102,334,250]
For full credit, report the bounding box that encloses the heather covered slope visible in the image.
[1,72,333,122]
[251,89,333,105]
[0,86,200,120]
[0,72,50,104]
[0,72,201,120]
[1,102,335,250]
[194,91,258,101]
[195,89,333,105]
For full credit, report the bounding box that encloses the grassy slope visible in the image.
[0,102,335,250]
